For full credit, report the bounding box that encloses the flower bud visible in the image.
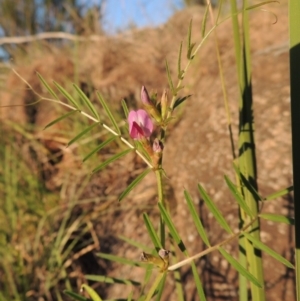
[160,89,168,120]
[140,85,162,123]
[141,86,152,105]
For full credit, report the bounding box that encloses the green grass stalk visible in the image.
[289,0,300,299]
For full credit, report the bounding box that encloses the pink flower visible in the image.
[128,109,154,139]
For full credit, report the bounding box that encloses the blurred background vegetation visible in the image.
[0,1,202,300]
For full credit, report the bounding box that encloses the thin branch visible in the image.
[0,32,103,46]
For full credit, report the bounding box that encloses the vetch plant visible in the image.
[6,2,297,301]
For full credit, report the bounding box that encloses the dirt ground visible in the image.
[0,2,294,300]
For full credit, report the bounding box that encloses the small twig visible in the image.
[0,32,103,46]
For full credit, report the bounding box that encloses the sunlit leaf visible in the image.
[64,290,90,301]
[158,203,186,252]
[184,190,210,246]
[224,175,254,217]
[198,184,232,234]
[80,284,102,301]
[259,213,294,225]
[143,213,162,249]
[243,232,294,269]
[264,186,293,201]
[218,247,262,287]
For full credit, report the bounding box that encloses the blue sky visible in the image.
[84,0,184,34]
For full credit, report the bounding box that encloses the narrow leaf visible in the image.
[44,110,78,129]
[37,72,59,100]
[191,263,206,301]
[119,168,152,202]
[92,148,132,173]
[165,60,175,94]
[243,232,294,269]
[233,164,262,202]
[118,235,152,252]
[224,175,254,217]
[201,4,210,38]
[127,291,133,301]
[83,136,116,162]
[143,213,162,249]
[85,275,140,286]
[187,19,193,59]
[97,92,121,135]
[259,213,295,225]
[198,184,232,234]
[73,84,100,120]
[158,203,186,252]
[53,81,80,109]
[218,247,263,288]
[96,252,141,267]
[121,99,129,118]
[64,290,90,301]
[264,186,293,201]
[67,122,100,147]
[184,190,210,246]
[177,42,184,79]
[80,284,102,301]
[173,95,191,110]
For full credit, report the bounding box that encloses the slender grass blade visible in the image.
[80,284,102,301]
